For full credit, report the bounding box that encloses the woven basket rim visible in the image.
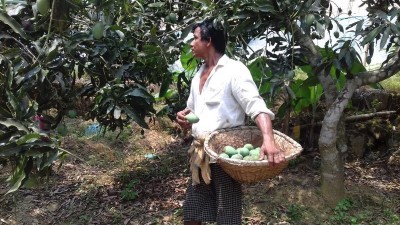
[204,126,303,167]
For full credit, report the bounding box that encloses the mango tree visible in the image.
[0,0,195,192]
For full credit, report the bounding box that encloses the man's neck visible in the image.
[204,52,223,68]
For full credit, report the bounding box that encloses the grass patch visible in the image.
[380,73,400,92]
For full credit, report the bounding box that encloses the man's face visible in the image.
[190,27,208,59]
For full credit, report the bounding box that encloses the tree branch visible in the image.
[355,51,400,87]
[291,22,338,105]
[298,110,398,129]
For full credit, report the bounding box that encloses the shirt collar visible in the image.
[198,54,229,73]
[216,54,229,68]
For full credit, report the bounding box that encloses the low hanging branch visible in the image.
[298,110,398,129]
[345,110,398,122]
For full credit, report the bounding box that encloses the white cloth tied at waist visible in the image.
[188,136,212,185]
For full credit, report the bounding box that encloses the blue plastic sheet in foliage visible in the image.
[144,153,159,160]
[85,123,100,136]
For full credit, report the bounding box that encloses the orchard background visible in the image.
[0,0,399,224]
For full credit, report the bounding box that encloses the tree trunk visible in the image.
[319,107,345,205]
[319,81,358,205]
[292,22,400,206]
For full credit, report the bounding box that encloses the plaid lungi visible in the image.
[183,163,242,224]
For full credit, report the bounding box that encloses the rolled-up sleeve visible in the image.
[232,63,275,121]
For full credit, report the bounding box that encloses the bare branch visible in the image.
[355,52,400,87]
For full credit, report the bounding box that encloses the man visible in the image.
[176,18,285,225]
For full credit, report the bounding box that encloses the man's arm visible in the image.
[254,113,285,167]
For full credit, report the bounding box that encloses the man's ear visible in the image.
[206,38,212,47]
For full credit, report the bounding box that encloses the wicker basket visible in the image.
[204,126,303,184]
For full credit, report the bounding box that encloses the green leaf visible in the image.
[159,75,172,98]
[0,118,29,133]
[20,64,41,84]
[285,85,296,100]
[390,24,400,36]
[45,39,61,63]
[316,21,325,38]
[344,52,352,69]
[0,105,12,118]
[180,45,198,72]
[255,0,276,13]
[123,105,149,129]
[355,19,364,35]
[230,18,255,36]
[248,56,268,83]
[349,58,366,74]
[16,133,41,145]
[6,169,26,194]
[191,0,212,5]
[361,26,383,46]
[302,76,320,86]
[148,2,164,8]
[0,143,22,157]
[24,146,56,157]
[125,87,155,101]
[0,11,30,40]
[39,150,59,170]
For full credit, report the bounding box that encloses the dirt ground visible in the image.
[0,117,399,225]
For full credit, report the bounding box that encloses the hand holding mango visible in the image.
[185,112,200,123]
[176,109,196,129]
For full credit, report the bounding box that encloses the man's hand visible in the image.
[176,108,192,130]
[255,113,285,167]
[259,142,285,167]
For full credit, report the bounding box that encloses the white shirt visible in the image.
[187,55,275,138]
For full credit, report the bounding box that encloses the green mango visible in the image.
[219,153,229,158]
[238,147,250,157]
[249,148,260,159]
[243,143,254,150]
[37,0,50,15]
[185,113,199,123]
[231,154,243,160]
[243,155,253,161]
[92,22,105,39]
[223,146,237,157]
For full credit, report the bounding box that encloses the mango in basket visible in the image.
[223,146,237,157]
[243,143,254,150]
[185,113,200,123]
[249,148,260,158]
[243,155,253,161]
[238,147,250,157]
[219,153,229,158]
[231,154,244,160]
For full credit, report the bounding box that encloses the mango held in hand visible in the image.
[185,112,199,123]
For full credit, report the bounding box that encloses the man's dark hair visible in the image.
[192,18,227,54]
